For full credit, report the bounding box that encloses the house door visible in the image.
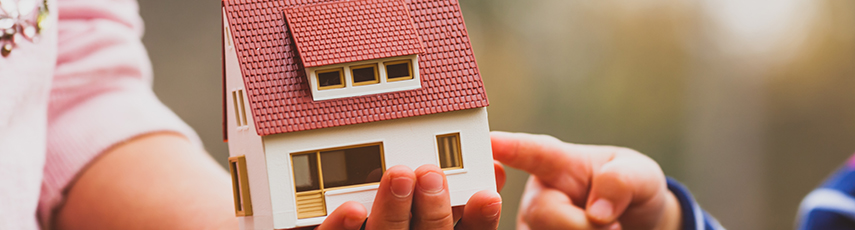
[291,143,385,219]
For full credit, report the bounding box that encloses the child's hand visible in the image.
[306,164,505,230]
[491,132,681,230]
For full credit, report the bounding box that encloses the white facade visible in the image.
[224,9,275,230]
[264,107,494,229]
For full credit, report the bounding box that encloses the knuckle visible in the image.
[413,212,454,229]
[377,214,410,230]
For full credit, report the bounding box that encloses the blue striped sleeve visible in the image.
[667,177,725,230]
[797,162,855,230]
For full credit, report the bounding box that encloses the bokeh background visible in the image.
[139,0,855,229]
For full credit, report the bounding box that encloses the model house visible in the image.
[222,0,494,229]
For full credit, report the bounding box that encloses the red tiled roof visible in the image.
[223,0,489,136]
[283,0,424,68]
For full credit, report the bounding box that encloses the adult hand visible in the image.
[306,163,506,230]
[490,132,681,230]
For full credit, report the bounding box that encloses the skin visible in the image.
[490,131,682,230]
[55,132,505,230]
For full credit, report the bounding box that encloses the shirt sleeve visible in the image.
[796,155,855,230]
[36,0,202,227]
[667,177,726,230]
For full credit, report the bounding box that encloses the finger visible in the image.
[366,165,416,230]
[411,165,454,230]
[491,131,599,202]
[584,168,631,225]
[519,177,607,230]
[452,206,464,224]
[454,190,501,230]
[493,161,506,192]
[315,201,367,230]
[586,153,668,229]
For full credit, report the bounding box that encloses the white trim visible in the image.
[307,55,421,101]
[797,188,855,229]
[443,168,467,176]
[324,184,380,196]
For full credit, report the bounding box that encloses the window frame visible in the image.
[229,155,253,216]
[350,63,380,86]
[384,59,414,82]
[436,133,463,170]
[232,89,248,127]
[316,68,346,90]
[290,142,387,192]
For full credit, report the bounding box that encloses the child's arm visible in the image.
[54,133,238,230]
[491,131,722,230]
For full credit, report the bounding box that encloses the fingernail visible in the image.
[344,215,366,230]
[418,172,444,194]
[481,201,502,218]
[391,177,414,198]
[588,199,614,221]
[609,222,622,230]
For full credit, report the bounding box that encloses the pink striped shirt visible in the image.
[0,0,200,229]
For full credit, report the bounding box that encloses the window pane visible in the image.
[352,65,378,84]
[292,153,320,192]
[321,145,383,188]
[232,91,241,126]
[230,161,243,211]
[386,62,411,80]
[318,70,343,88]
[437,134,462,169]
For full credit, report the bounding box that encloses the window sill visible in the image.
[442,168,467,176]
[324,183,380,196]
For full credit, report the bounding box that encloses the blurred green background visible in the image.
[140,0,855,229]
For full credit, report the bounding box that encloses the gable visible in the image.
[223,0,489,136]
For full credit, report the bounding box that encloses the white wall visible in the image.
[224,9,274,230]
[264,108,495,229]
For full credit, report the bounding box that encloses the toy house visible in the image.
[222,0,494,229]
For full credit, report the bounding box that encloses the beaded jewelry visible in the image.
[0,0,48,57]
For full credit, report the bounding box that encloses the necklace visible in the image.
[0,0,48,57]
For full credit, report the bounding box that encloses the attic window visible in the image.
[351,64,379,86]
[317,68,345,90]
[385,60,413,81]
[308,55,421,100]
[232,89,248,127]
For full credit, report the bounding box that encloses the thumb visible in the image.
[585,166,632,225]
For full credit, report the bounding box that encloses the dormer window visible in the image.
[317,68,345,90]
[307,55,421,101]
[385,60,413,81]
[351,64,379,86]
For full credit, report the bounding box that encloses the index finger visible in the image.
[490,131,599,203]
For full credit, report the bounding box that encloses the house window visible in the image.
[317,68,345,90]
[385,60,413,81]
[232,89,248,127]
[351,64,380,86]
[308,55,421,101]
[291,143,385,219]
[436,133,462,169]
[229,155,253,216]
